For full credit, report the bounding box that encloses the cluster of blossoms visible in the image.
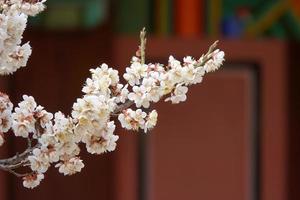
[124,51,224,106]
[0,93,13,145]
[0,0,225,190]
[118,109,158,132]
[0,48,224,188]
[0,0,46,75]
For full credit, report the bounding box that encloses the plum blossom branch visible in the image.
[0,0,225,189]
[113,28,147,115]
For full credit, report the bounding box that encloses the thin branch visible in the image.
[0,144,37,166]
[3,167,33,178]
[4,159,29,170]
[140,27,146,65]
[27,137,32,148]
[112,100,134,115]
[196,40,219,67]
[112,28,148,116]
[0,121,43,173]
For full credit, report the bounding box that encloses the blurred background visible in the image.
[0,0,300,200]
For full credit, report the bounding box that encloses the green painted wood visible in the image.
[114,0,153,34]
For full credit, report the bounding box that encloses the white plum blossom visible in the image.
[113,84,129,103]
[34,106,53,129]
[167,56,185,83]
[124,59,148,86]
[82,64,120,96]
[15,0,47,16]
[90,64,119,86]
[0,93,13,114]
[81,121,118,154]
[72,95,115,137]
[11,95,37,137]
[128,85,150,108]
[22,173,44,189]
[204,49,225,73]
[181,56,205,84]
[52,112,80,157]
[0,93,13,133]
[11,95,53,138]
[165,85,188,104]
[118,109,147,131]
[0,110,12,133]
[55,157,84,176]
[144,110,158,132]
[28,148,51,173]
[7,42,32,69]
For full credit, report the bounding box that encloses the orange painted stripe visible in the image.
[175,0,203,37]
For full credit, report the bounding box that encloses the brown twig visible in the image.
[0,121,43,177]
[196,40,219,67]
[112,28,148,116]
[112,100,134,115]
[140,27,147,65]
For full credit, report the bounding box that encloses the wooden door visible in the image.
[112,38,288,200]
